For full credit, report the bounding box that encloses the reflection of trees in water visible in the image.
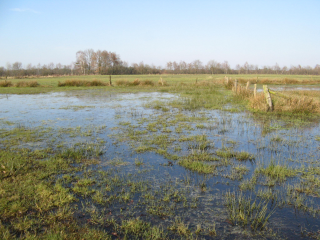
[64,90,118,102]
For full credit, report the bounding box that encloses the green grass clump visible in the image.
[235,151,255,161]
[255,160,297,182]
[225,191,275,231]
[216,148,236,158]
[186,151,219,161]
[178,159,216,173]
[168,217,191,237]
[121,218,167,239]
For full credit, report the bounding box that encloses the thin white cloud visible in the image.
[11,8,40,14]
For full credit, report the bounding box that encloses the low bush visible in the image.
[0,80,12,87]
[15,81,39,87]
[58,79,108,87]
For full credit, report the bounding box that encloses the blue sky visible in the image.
[0,0,319,68]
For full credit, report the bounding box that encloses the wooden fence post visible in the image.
[246,81,250,90]
[254,84,257,98]
[160,77,164,86]
[263,85,273,111]
[234,79,238,93]
[109,75,112,86]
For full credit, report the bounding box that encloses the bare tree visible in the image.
[76,51,87,74]
[222,61,230,74]
[193,60,203,74]
[235,64,241,74]
[273,63,280,74]
[243,62,249,74]
[207,60,217,74]
[172,61,179,73]
[12,62,22,71]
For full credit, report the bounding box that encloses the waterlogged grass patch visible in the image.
[256,160,297,182]
[235,151,255,161]
[225,191,275,231]
[179,159,216,173]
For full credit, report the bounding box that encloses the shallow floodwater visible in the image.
[1,89,320,239]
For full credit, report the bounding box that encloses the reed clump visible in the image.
[15,81,39,87]
[58,79,108,87]
[0,80,13,87]
[115,79,155,86]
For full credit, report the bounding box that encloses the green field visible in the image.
[1,74,320,94]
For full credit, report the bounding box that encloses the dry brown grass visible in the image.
[15,81,39,87]
[58,79,108,87]
[0,80,13,87]
[115,79,155,86]
[235,77,319,85]
[132,79,140,86]
[248,91,320,114]
[195,80,210,87]
[233,86,252,99]
[224,80,234,90]
[140,80,155,86]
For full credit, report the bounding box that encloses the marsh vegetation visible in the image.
[1,75,320,239]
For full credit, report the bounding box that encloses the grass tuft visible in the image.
[0,80,13,87]
[15,81,39,87]
[58,79,108,87]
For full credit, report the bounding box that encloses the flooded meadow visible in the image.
[1,88,320,239]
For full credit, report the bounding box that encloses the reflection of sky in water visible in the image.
[0,91,177,128]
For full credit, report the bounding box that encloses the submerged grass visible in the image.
[225,191,276,231]
[255,160,297,182]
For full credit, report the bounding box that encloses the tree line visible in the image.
[1,49,320,77]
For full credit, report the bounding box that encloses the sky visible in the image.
[0,0,319,69]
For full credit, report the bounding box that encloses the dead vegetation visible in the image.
[15,81,39,87]
[246,90,320,114]
[236,77,319,85]
[0,80,13,87]
[223,77,320,114]
[0,80,39,87]
[58,79,109,87]
[115,79,156,86]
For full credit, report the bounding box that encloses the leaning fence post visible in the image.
[246,81,250,90]
[254,84,257,98]
[160,77,164,86]
[263,85,273,111]
[234,79,238,93]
